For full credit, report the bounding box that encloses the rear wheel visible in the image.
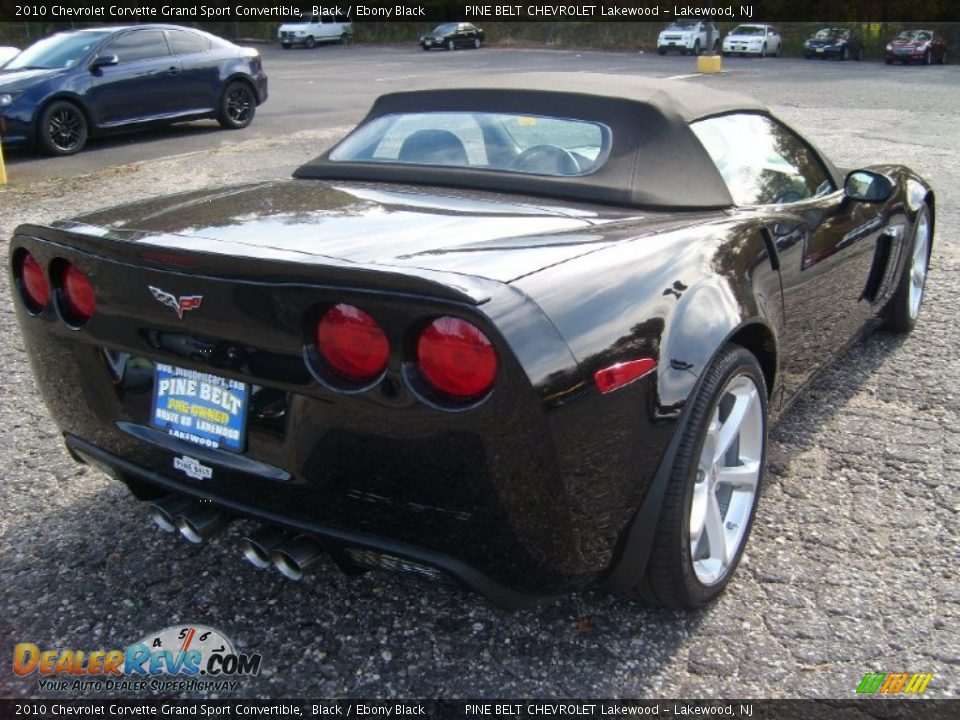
[924,50,932,65]
[658,47,666,56]
[339,33,349,45]
[693,40,701,56]
[39,100,88,156]
[760,43,767,58]
[448,39,456,51]
[305,36,316,49]
[635,344,767,608]
[883,204,931,334]
[473,37,481,49]
[840,46,849,60]
[939,50,947,65]
[217,81,256,129]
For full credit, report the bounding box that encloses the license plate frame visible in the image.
[151,363,249,453]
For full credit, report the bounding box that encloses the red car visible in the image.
[885,29,947,65]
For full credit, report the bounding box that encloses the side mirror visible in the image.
[844,170,894,203]
[90,54,119,70]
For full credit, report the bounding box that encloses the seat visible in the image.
[397,129,469,167]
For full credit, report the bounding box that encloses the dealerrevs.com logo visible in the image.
[13,625,261,693]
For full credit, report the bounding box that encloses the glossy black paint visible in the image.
[420,23,485,50]
[0,25,267,149]
[804,28,863,60]
[8,87,935,605]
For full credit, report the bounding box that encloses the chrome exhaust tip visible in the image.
[175,505,228,544]
[241,527,290,569]
[271,535,324,580]
[150,495,193,533]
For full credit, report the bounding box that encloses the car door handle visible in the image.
[167,66,180,76]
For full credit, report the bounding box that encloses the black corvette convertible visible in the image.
[10,74,934,609]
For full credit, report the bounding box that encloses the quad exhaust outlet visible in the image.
[270,535,325,581]
[150,495,228,543]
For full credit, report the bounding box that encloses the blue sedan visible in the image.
[0,25,268,155]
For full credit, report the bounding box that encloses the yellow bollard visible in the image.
[697,55,723,73]
[0,139,6,185]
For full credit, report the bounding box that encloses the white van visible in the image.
[278,13,353,49]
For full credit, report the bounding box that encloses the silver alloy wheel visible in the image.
[689,373,763,585]
[909,211,931,320]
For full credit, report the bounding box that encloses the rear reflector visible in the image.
[317,303,389,381]
[61,263,96,324]
[417,317,497,399]
[18,252,50,310]
[594,358,657,394]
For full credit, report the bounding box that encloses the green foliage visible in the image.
[0,20,957,60]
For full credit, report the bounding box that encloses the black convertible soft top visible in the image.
[294,73,774,209]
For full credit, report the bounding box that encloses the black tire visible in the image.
[305,36,316,49]
[939,50,947,65]
[633,344,767,609]
[883,204,932,334]
[281,43,291,50]
[339,33,349,45]
[924,50,931,65]
[448,39,455,51]
[658,48,666,56]
[693,40,701,56]
[217,81,256,130]
[840,46,848,61]
[38,100,88,156]
[422,45,430,51]
[713,40,720,53]
[760,43,767,58]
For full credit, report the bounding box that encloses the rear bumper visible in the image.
[65,434,544,609]
[11,229,675,604]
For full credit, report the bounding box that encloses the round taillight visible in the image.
[61,263,96,324]
[19,252,50,310]
[417,317,497,398]
[317,303,389,382]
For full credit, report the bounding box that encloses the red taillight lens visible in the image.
[19,252,51,309]
[61,263,96,324]
[417,317,497,398]
[317,303,389,381]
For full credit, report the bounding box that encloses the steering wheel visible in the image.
[509,145,580,176]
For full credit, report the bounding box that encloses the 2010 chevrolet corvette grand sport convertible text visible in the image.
[9,75,935,609]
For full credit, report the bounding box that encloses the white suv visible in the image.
[279,13,353,49]
[657,21,720,56]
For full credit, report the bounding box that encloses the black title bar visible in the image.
[1,0,959,23]
[0,700,958,719]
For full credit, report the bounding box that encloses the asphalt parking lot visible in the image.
[1,45,958,700]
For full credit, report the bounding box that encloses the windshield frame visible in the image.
[5,30,111,71]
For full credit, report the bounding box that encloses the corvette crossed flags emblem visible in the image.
[149,286,203,319]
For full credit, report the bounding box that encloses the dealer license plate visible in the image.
[151,363,249,452]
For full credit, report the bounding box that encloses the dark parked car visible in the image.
[885,29,947,64]
[804,27,863,60]
[420,22,484,51]
[10,75,934,609]
[0,25,268,155]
